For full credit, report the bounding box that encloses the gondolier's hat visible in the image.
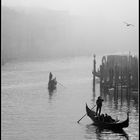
[98,96,101,99]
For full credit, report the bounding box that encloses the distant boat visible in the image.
[48,78,57,91]
[86,104,129,130]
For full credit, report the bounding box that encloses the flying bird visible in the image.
[123,22,134,27]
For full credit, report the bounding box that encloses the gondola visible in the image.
[48,79,57,91]
[86,104,129,130]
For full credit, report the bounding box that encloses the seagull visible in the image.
[123,21,134,27]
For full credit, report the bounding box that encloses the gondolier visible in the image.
[96,96,104,116]
[49,72,53,81]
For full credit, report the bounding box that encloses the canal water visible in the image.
[1,56,139,140]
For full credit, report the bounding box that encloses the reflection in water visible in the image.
[1,58,138,140]
[88,81,139,140]
[48,88,57,100]
[95,83,139,114]
[85,124,129,140]
[92,89,96,103]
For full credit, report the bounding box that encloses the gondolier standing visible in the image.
[96,96,104,116]
[49,72,53,81]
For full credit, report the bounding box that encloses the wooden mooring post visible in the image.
[92,52,138,94]
[93,54,96,92]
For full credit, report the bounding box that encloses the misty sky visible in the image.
[2,0,139,59]
[2,0,138,18]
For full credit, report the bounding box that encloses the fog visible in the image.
[1,0,138,64]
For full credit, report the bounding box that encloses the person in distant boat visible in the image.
[49,72,53,81]
[52,77,57,85]
[53,77,57,83]
[96,96,104,116]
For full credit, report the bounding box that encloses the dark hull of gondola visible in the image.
[86,104,129,130]
[48,80,57,91]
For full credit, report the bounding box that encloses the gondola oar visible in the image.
[77,104,96,123]
[57,82,66,88]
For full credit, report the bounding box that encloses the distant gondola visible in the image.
[48,78,57,91]
[86,104,129,130]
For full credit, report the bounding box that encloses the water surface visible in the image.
[1,56,139,140]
